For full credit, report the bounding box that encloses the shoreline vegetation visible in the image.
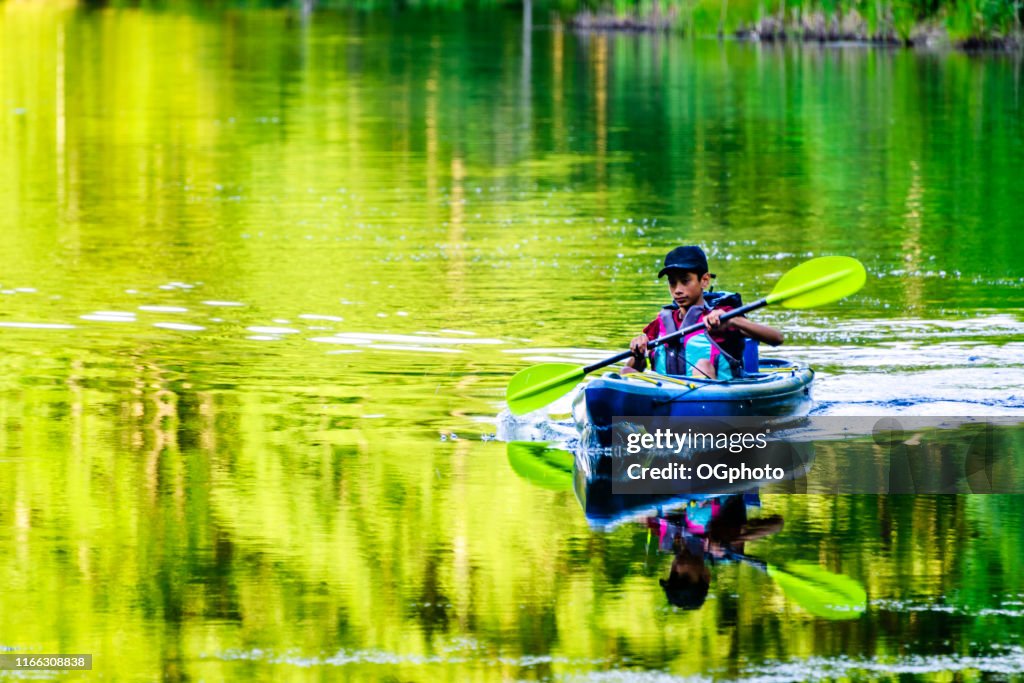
[566,0,1022,49]
[35,0,1024,49]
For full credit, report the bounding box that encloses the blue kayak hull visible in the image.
[576,358,814,447]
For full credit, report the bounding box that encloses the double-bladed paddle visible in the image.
[506,255,866,415]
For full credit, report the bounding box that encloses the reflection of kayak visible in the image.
[574,359,814,447]
[503,438,815,529]
[574,440,815,529]
[574,468,710,531]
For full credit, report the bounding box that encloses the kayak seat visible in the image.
[743,338,759,374]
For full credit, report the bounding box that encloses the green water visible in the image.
[1,5,1023,681]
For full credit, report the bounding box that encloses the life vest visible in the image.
[651,292,744,379]
[647,494,760,553]
[646,499,723,554]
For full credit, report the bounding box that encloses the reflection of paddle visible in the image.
[729,549,867,620]
[506,441,574,491]
[506,255,866,415]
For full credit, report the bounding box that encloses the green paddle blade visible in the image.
[766,256,867,309]
[766,561,867,620]
[507,441,575,491]
[506,363,585,415]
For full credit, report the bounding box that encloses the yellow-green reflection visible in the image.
[0,5,1022,681]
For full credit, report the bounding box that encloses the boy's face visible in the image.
[666,270,710,308]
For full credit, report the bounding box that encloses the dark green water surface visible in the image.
[1,5,1023,681]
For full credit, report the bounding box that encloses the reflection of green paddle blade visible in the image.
[766,255,867,309]
[506,441,575,491]
[506,363,585,416]
[766,561,867,620]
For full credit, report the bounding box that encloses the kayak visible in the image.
[573,357,814,447]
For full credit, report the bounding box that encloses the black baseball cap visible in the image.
[658,245,712,278]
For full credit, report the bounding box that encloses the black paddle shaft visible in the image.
[582,298,769,374]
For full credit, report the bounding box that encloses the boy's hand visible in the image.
[629,334,649,359]
[704,310,732,332]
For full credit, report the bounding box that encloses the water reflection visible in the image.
[646,496,867,620]
[647,494,784,611]
[2,4,1023,679]
[509,441,866,620]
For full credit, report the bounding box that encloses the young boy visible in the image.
[625,246,783,379]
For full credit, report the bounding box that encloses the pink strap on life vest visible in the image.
[683,499,721,534]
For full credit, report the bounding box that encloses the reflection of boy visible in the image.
[626,246,783,379]
[648,495,784,610]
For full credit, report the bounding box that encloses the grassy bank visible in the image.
[567,0,1022,47]
[67,0,1023,47]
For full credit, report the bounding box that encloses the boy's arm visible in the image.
[704,309,783,347]
[625,334,649,372]
[624,320,660,372]
[729,317,783,346]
